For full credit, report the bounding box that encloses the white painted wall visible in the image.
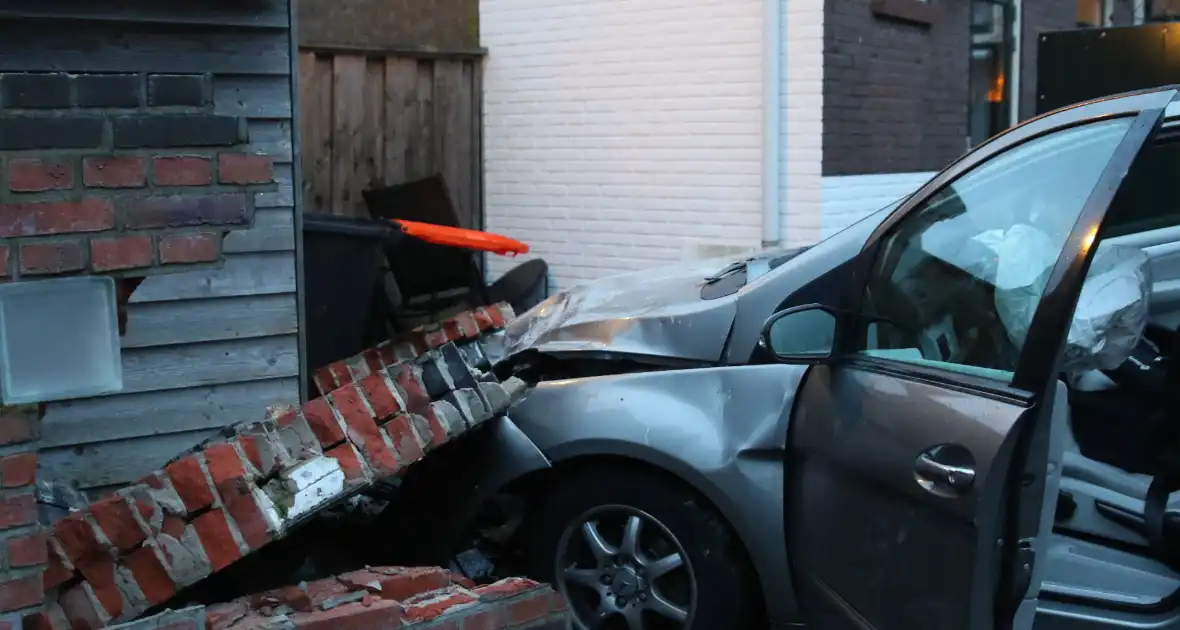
[480,0,764,290]
[781,0,825,247]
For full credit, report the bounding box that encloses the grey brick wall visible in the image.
[822,0,971,176]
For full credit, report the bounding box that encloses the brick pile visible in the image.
[0,404,46,623]
[202,568,567,629]
[27,304,542,630]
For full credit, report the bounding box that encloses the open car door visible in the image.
[774,88,1178,630]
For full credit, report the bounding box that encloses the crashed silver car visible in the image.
[394,87,1180,630]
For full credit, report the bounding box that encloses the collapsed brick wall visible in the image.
[0,72,275,280]
[0,405,44,624]
[27,304,534,630]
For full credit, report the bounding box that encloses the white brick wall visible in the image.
[481,0,764,290]
[781,0,824,247]
[821,172,936,237]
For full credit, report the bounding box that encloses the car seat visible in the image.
[1056,325,1180,548]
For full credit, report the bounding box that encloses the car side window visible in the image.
[1101,135,1180,238]
[853,118,1134,383]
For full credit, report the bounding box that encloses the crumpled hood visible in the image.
[491,255,751,364]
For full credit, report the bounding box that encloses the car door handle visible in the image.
[914,445,976,497]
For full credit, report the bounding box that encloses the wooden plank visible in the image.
[0,0,290,28]
[409,60,436,181]
[121,294,298,349]
[214,75,293,119]
[256,164,295,208]
[117,335,300,395]
[0,23,290,75]
[131,252,296,302]
[363,58,386,189]
[246,120,294,164]
[42,429,223,489]
[224,208,295,253]
[299,44,488,60]
[42,378,299,449]
[300,53,334,213]
[382,57,418,186]
[298,0,479,52]
[331,55,367,217]
[434,59,474,228]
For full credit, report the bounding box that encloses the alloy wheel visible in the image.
[554,504,696,630]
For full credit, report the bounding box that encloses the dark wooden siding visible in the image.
[0,0,302,493]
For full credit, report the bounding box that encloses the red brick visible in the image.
[328,363,352,391]
[330,387,400,477]
[89,495,147,551]
[158,233,220,264]
[360,348,385,376]
[472,307,495,331]
[52,513,100,565]
[236,436,263,475]
[0,410,35,446]
[90,235,153,272]
[214,477,271,551]
[0,493,35,529]
[473,577,543,601]
[401,589,477,622]
[383,414,424,468]
[72,556,121,618]
[20,240,85,275]
[191,509,243,571]
[164,456,215,513]
[484,304,507,328]
[122,545,175,606]
[202,443,246,487]
[152,156,212,186]
[43,542,75,592]
[389,364,431,417]
[357,373,401,421]
[311,366,337,397]
[6,531,47,567]
[0,575,42,612]
[352,567,450,602]
[0,452,36,488]
[444,311,481,341]
[83,157,146,188]
[457,607,501,630]
[325,443,369,485]
[289,599,401,630]
[303,577,351,609]
[302,398,345,448]
[0,198,114,238]
[58,583,108,630]
[8,158,74,192]
[218,154,273,185]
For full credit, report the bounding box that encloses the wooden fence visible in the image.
[298,50,484,228]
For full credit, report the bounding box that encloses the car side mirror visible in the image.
[760,304,838,362]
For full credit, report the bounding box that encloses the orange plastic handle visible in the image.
[391,219,530,256]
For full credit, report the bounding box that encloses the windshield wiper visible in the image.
[704,260,748,284]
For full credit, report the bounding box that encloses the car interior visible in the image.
[1035,121,1180,625]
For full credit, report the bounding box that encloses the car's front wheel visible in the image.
[525,468,760,630]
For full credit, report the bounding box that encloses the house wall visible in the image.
[480,0,764,290]
[0,2,301,495]
[783,0,826,246]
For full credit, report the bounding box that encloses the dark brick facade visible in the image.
[822,0,1080,175]
[823,0,971,176]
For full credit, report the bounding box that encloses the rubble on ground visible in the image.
[25,304,570,629]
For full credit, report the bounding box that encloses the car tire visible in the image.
[525,467,761,629]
